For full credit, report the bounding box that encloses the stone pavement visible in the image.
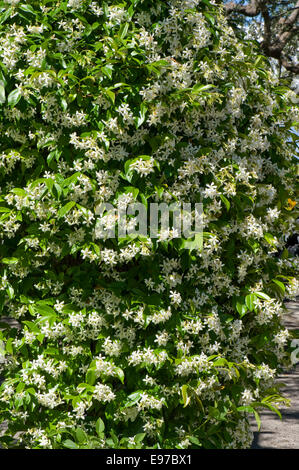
[251,300,299,449]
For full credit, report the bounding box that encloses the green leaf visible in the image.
[75,428,87,444]
[237,405,254,412]
[7,88,22,107]
[235,298,248,317]
[181,384,191,407]
[135,103,147,128]
[115,367,125,384]
[22,321,40,333]
[264,232,277,247]
[60,97,68,111]
[255,292,271,301]
[11,188,27,197]
[204,12,215,25]
[16,382,25,393]
[19,4,37,15]
[253,409,261,431]
[45,178,54,193]
[0,7,13,24]
[180,233,203,252]
[86,369,96,386]
[6,285,14,300]
[189,436,201,446]
[245,293,257,311]
[63,439,79,449]
[119,22,129,39]
[124,159,134,175]
[260,402,282,419]
[213,357,228,367]
[272,279,285,295]
[52,183,62,200]
[281,248,289,260]
[102,65,113,80]
[57,201,76,218]
[220,194,230,211]
[123,186,139,199]
[109,429,119,446]
[96,418,105,435]
[191,84,215,94]
[123,391,143,408]
[1,257,18,264]
[0,82,5,104]
[134,433,146,444]
[35,304,55,316]
[5,338,13,355]
[104,89,115,104]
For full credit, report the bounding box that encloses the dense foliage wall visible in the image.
[0,0,298,449]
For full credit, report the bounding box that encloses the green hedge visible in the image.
[0,0,298,449]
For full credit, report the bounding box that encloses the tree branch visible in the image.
[277,0,299,48]
[280,56,299,73]
[272,7,299,20]
[225,0,261,16]
[260,1,272,46]
[225,0,299,74]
